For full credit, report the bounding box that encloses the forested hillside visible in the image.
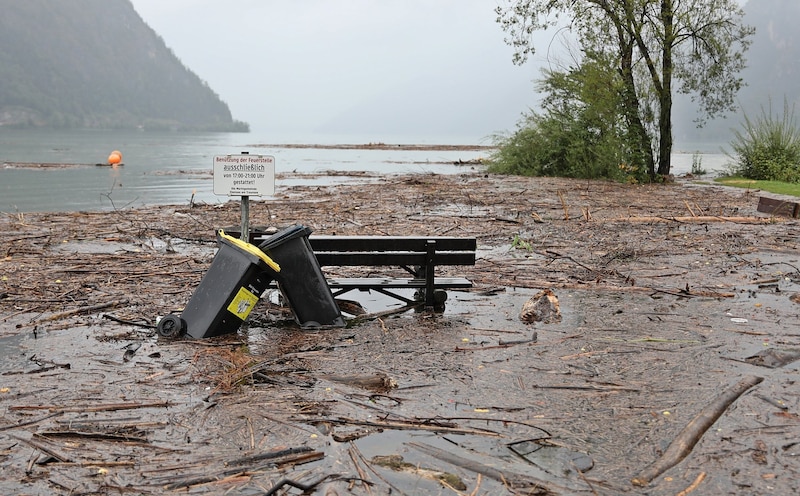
[738,0,799,115]
[0,0,247,131]
[675,0,799,144]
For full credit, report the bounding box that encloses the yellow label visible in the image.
[227,286,259,320]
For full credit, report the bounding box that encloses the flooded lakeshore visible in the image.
[0,129,491,213]
[1,129,733,213]
[2,171,799,494]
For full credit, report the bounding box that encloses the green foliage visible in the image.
[510,234,532,251]
[486,117,548,177]
[0,0,248,132]
[487,111,636,181]
[691,153,707,175]
[487,55,647,183]
[495,0,753,177]
[727,100,800,182]
[714,176,800,198]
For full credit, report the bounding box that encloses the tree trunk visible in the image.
[657,0,675,177]
[619,36,655,178]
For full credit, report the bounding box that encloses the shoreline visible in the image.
[246,142,495,151]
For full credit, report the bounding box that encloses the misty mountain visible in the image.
[0,0,247,131]
[738,0,799,114]
[674,0,800,147]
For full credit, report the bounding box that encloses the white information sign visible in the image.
[213,154,275,197]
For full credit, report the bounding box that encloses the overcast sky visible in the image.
[128,1,545,142]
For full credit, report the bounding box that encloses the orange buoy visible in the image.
[107,150,122,165]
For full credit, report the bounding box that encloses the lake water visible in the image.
[0,129,732,213]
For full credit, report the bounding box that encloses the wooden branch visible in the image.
[102,313,155,328]
[409,441,565,495]
[8,433,71,462]
[52,461,136,467]
[263,475,333,496]
[326,417,500,437]
[25,298,129,326]
[543,250,601,274]
[349,303,424,323]
[455,337,536,352]
[164,451,324,490]
[0,411,63,432]
[9,401,170,413]
[631,375,763,486]
[226,446,313,467]
[319,372,397,391]
[557,189,570,220]
[605,216,774,224]
[37,430,149,443]
[677,472,707,496]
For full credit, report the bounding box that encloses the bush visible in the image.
[486,56,650,183]
[486,111,642,182]
[728,99,800,182]
[486,115,550,177]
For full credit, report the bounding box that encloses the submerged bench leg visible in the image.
[425,240,436,307]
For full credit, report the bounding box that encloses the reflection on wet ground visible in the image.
[2,274,799,494]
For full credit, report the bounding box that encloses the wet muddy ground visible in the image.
[2,170,800,495]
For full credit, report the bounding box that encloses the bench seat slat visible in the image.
[326,277,473,289]
[267,277,472,290]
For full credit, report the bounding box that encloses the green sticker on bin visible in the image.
[227,286,259,320]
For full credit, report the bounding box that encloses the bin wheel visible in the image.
[157,314,186,339]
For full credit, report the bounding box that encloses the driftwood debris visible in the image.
[2,172,798,494]
[631,375,764,486]
[370,454,468,491]
[318,372,398,392]
[23,298,129,327]
[608,216,775,224]
[325,417,501,437]
[9,401,171,414]
[409,441,570,495]
[676,471,707,496]
[163,448,325,491]
[520,288,562,324]
[263,475,333,496]
[8,433,71,463]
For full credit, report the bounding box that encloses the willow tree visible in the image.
[496,0,754,178]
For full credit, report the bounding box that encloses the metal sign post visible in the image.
[240,195,250,242]
[213,152,275,242]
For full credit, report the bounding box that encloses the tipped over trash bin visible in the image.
[258,224,345,328]
[157,230,280,339]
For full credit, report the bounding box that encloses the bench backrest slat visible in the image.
[307,236,476,252]
[314,252,475,267]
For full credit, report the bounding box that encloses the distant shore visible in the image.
[3,143,494,170]
[2,161,123,169]
[246,143,496,151]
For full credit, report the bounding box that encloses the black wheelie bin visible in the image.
[157,230,281,339]
[258,224,345,328]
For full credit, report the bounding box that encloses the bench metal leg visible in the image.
[425,240,436,307]
[373,287,417,305]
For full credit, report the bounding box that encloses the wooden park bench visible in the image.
[307,236,476,307]
[244,231,476,308]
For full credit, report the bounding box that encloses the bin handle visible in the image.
[218,230,281,272]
